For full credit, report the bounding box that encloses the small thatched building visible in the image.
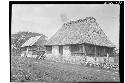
[45,17,115,64]
[21,36,46,58]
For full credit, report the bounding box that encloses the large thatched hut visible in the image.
[45,17,115,64]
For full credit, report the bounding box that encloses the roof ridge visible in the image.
[63,17,96,26]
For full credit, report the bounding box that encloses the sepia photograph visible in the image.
[10,2,121,82]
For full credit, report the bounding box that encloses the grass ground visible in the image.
[11,56,120,82]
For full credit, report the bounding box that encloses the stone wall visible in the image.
[52,46,60,58]
[62,45,85,64]
[96,57,106,63]
[63,46,71,58]
[68,56,86,64]
[86,56,95,63]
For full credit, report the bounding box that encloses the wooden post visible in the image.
[26,47,29,57]
[104,47,108,63]
[95,46,96,62]
[104,47,105,56]
[107,53,109,62]
[83,44,87,62]
[103,47,105,58]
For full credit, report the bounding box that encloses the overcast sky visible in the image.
[11,4,119,48]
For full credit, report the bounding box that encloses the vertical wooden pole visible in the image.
[26,47,28,57]
[107,53,109,62]
[83,44,87,61]
[95,46,96,62]
[104,47,106,62]
[104,47,105,56]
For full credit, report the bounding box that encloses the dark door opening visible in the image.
[59,46,63,55]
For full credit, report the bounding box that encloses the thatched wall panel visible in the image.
[84,44,114,57]
[84,44,95,56]
[105,47,113,56]
[71,45,83,53]
[96,46,105,57]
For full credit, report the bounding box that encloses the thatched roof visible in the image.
[46,17,115,47]
[21,36,41,47]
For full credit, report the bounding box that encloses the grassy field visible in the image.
[11,56,120,82]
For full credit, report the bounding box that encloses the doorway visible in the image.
[59,45,63,55]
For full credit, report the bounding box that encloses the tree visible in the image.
[11,31,48,56]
